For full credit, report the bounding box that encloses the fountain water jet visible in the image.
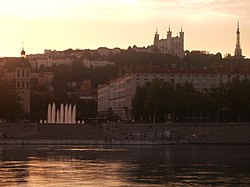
[47,103,51,123]
[46,103,77,124]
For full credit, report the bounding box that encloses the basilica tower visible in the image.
[153,28,159,45]
[167,26,172,38]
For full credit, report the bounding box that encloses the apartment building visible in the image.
[82,58,115,69]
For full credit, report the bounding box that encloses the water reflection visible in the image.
[0,145,250,186]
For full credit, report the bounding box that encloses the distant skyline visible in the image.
[0,0,249,57]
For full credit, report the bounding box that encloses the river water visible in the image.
[0,145,249,186]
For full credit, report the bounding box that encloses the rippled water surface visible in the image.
[0,145,250,186]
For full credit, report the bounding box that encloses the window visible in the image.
[22,70,24,77]
[27,70,29,77]
[22,81,24,88]
[17,70,20,77]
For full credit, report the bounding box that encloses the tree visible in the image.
[143,79,166,123]
[174,82,200,122]
[131,86,147,120]
[203,84,228,122]
[226,78,250,122]
[0,81,23,122]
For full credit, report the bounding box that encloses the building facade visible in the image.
[153,27,184,58]
[98,65,250,120]
[29,57,73,69]
[82,58,115,69]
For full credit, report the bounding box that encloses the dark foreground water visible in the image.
[0,145,250,187]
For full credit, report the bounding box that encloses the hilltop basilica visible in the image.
[153,26,185,58]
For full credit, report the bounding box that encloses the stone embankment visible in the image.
[0,122,249,145]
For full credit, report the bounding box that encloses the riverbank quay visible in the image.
[0,122,249,145]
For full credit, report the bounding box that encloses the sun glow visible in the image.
[0,0,249,57]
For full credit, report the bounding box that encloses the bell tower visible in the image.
[167,26,172,38]
[16,44,31,116]
[179,25,184,39]
[21,42,26,58]
[153,28,159,45]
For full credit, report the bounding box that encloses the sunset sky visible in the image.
[0,0,249,57]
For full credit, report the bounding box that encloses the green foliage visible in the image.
[0,81,23,122]
[183,51,223,66]
[174,82,201,121]
[132,78,250,123]
[131,86,148,120]
[226,79,250,121]
[110,50,181,67]
[51,62,119,92]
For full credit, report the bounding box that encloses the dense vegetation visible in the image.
[0,81,23,122]
[132,78,250,123]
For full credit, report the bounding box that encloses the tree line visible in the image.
[0,81,23,122]
[132,78,250,123]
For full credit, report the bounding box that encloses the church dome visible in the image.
[21,48,26,56]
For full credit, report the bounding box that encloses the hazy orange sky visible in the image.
[0,0,249,57]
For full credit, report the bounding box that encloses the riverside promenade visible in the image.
[0,122,250,145]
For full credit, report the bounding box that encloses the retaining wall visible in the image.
[0,122,249,144]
